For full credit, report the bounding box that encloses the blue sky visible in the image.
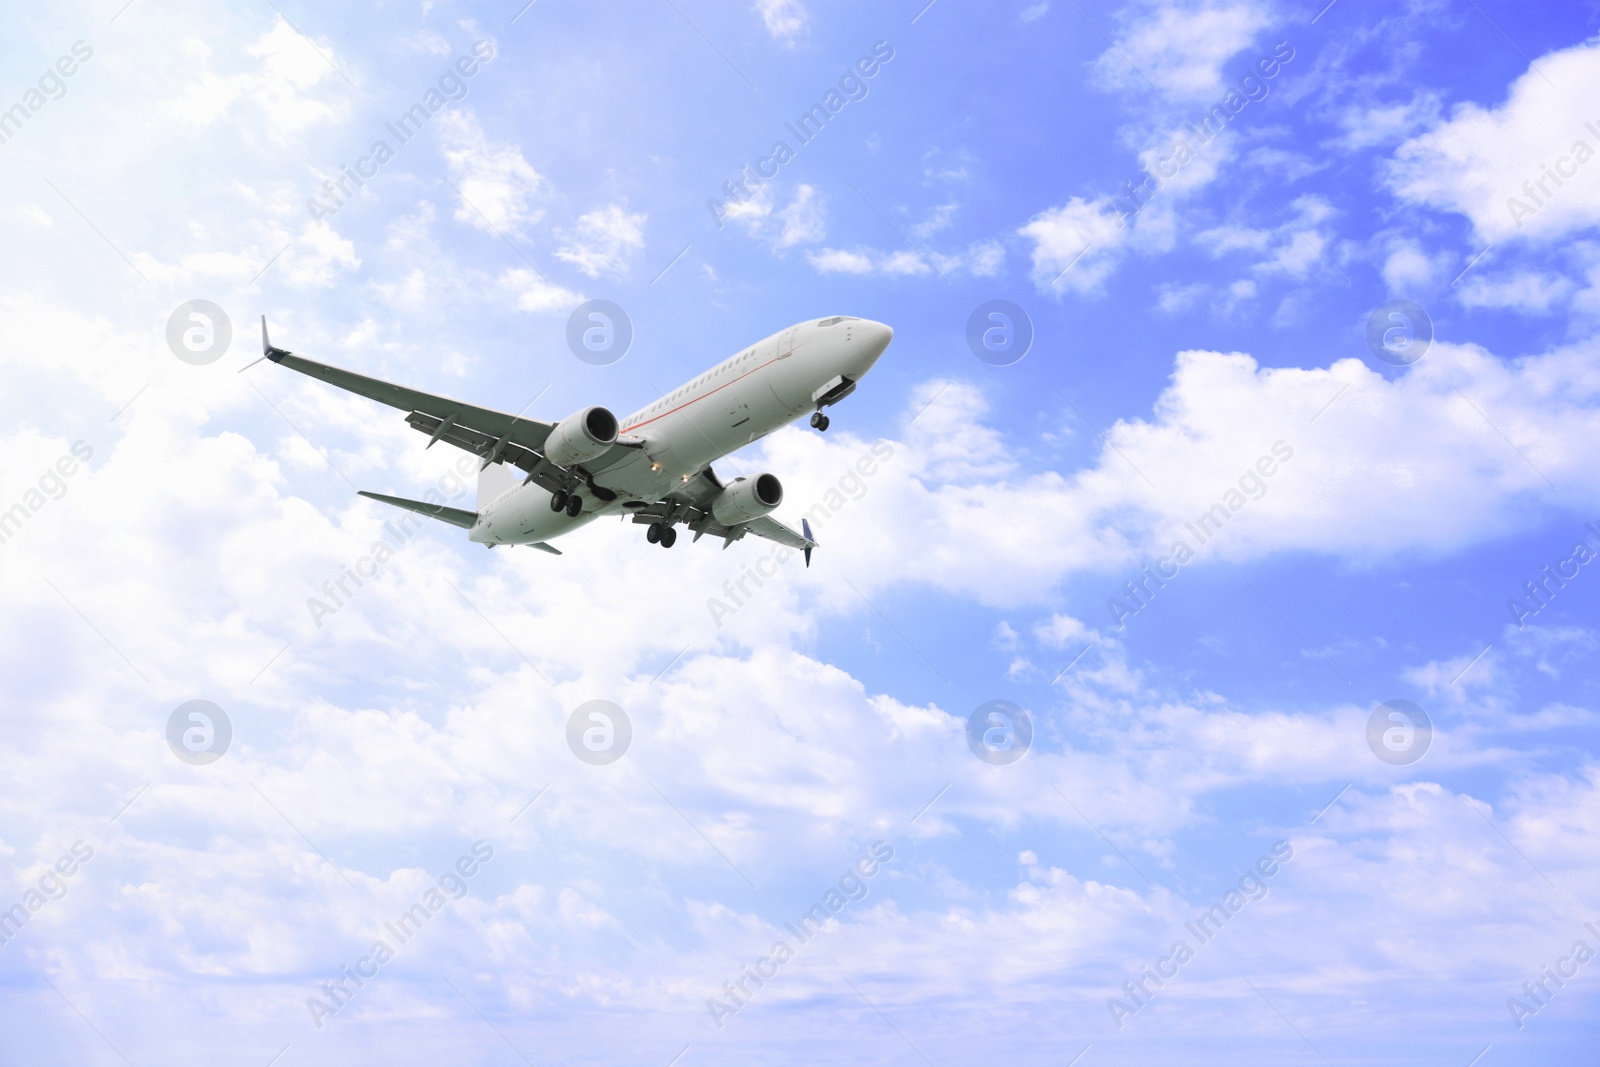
[2,0,1599,1064]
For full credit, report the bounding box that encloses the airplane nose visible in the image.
[858,320,893,362]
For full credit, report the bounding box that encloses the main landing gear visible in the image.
[550,489,584,517]
[809,411,830,432]
[646,523,677,548]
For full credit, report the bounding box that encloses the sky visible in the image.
[1,0,1598,1064]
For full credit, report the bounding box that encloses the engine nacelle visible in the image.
[711,473,784,525]
[543,406,618,467]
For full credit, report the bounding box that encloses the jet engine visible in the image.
[543,406,618,467]
[711,473,784,525]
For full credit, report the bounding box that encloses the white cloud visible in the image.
[1256,195,1338,278]
[1021,2,1050,22]
[776,184,826,248]
[770,340,1600,608]
[403,30,453,57]
[724,186,774,231]
[554,204,646,278]
[6,202,52,228]
[1093,0,1271,100]
[160,22,349,143]
[498,268,583,313]
[1,286,1599,1058]
[805,240,1003,278]
[1017,196,1129,294]
[280,221,360,287]
[1335,92,1441,150]
[910,202,958,239]
[1039,1,1283,297]
[1196,222,1272,256]
[1457,270,1574,313]
[1034,613,1099,649]
[1381,240,1444,292]
[880,250,930,276]
[727,184,827,252]
[1156,281,1206,313]
[1136,127,1230,198]
[967,240,1005,276]
[1197,196,1340,281]
[1244,145,1325,183]
[806,247,874,274]
[439,111,546,234]
[754,0,808,44]
[1390,37,1600,242]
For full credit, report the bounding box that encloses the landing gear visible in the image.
[810,411,830,431]
[565,493,584,518]
[660,526,677,548]
[549,489,569,513]
[646,523,677,547]
[646,523,661,544]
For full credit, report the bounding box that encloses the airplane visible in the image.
[257,315,894,562]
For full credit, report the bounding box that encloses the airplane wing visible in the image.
[263,322,556,450]
[632,465,820,563]
[742,514,815,552]
[259,318,638,494]
[357,490,477,529]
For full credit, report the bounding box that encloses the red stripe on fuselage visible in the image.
[620,340,807,435]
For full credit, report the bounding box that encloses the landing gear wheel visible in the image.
[646,523,661,544]
[810,412,830,431]
[549,489,568,513]
[659,526,677,548]
[565,494,584,518]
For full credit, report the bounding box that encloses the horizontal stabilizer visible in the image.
[529,542,562,555]
[743,514,818,556]
[358,490,477,529]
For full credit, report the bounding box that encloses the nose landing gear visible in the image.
[809,411,830,432]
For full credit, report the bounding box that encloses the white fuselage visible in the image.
[470,316,893,546]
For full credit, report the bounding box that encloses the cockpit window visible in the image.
[817,316,852,327]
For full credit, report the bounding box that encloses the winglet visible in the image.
[802,517,815,568]
[261,315,290,363]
